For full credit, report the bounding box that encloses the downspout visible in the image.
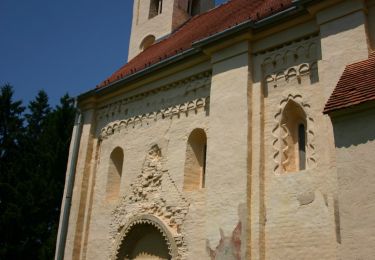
[55,100,83,260]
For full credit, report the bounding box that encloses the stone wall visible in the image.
[59,1,375,259]
[331,106,375,260]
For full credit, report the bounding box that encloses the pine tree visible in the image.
[0,84,26,259]
[36,94,75,259]
[0,86,76,259]
[25,90,51,141]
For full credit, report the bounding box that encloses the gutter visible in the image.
[79,48,201,100]
[79,0,318,100]
[55,101,83,260]
[192,5,301,48]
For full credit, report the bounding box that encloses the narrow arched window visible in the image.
[188,0,200,16]
[280,101,307,173]
[183,128,207,191]
[149,0,163,19]
[298,124,306,170]
[106,147,123,201]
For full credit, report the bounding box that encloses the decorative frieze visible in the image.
[97,71,212,120]
[258,35,320,89]
[100,96,210,139]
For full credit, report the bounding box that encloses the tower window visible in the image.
[183,128,207,191]
[188,0,200,16]
[149,0,163,19]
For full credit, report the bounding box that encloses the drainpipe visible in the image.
[55,100,83,260]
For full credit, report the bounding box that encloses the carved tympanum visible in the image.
[111,145,189,259]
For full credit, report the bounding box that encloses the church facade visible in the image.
[56,0,375,259]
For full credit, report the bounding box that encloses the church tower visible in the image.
[128,0,214,61]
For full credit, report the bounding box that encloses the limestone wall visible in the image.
[61,1,375,259]
[255,34,337,259]
[86,68,212,259]
[331,107,375,260]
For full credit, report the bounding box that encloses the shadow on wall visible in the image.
[319,10,365,40]
[331,107,375,148]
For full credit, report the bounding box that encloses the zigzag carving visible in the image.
[97,71,211,120]
[265,62,318,88]
[272,94,317,174]
[100,96,209,139]
[259,35,319,88]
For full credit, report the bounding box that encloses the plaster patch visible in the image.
[297,191,315,206]
[206,222,241,260]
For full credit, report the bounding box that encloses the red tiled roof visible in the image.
[97,0,293,89]
[324,52,375,114]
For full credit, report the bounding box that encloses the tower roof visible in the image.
[324,52,375,114]
[96,0,293,89]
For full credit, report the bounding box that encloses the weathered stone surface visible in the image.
[57,1,375,259]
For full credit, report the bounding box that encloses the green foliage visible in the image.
[0,84,76,259]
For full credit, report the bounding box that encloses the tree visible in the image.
[35,94,75,258]
[0,84,76,259]
[0,84,25,174]
[0,84,26,259]
[25,90,51,141]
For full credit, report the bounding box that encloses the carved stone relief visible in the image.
[97,71,212,121]
[100,96,209,139]
[272,93,317,174]
[257,35,320,90]
[110,145,190,259]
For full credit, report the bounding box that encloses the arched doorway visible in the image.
[116,219,174,260]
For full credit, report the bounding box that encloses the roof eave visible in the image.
[79,0,318,102]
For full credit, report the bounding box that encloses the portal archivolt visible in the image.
[115,216,176,260]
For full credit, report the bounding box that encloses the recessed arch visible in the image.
[114,215,177,260]
[280,100,307,173]
[106,146,124,201]
[140,35,156,51]
[183,128,207,191]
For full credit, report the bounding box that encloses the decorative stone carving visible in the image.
[110,145,190,259]
[97,71,211,120]
[100,96,210,139]
[258,35,320,89]
[114,215,178,260]
[272,93,317,174]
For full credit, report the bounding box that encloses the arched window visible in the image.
[188,0,200,16]
[183,128,207,191]
[140,35,155,51]
[280,101,307,173]
[149,0,163,19]
[106,147,124,201]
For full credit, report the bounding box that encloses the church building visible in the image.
[55,0,375,259]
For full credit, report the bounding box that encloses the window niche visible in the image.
[280,100,307,173]
[188,0,200,16]
[149,0,163,19]
[140,35,156,51]
[106,147,124,201]
[183,128,207,191]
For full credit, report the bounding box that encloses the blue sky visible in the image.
[0,0,227,106]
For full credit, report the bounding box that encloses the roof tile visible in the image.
[97,0,292,89]
[324,52,375,113]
